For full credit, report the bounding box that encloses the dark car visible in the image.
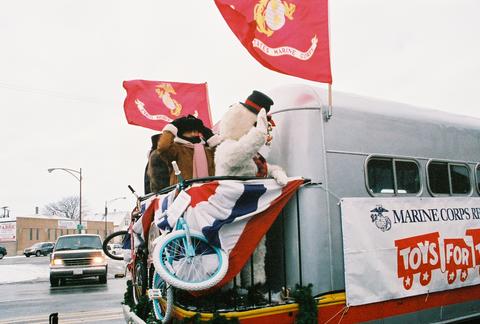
[24,242,55,257]
[0,245,6,259]
[49,234,107,287]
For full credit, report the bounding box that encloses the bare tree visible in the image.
[43,196,81,219]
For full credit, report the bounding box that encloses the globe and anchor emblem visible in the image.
[370,205,392,232]
[254,0,296,37]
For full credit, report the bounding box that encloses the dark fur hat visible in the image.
[173,115,204,134]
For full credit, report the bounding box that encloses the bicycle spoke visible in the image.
[192,258,205,280]
[195,257,209,278]
[154,230,227,289]
[188,258,197,280]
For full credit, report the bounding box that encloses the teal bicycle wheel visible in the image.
[150,272,173,323]
[152,230,228,291]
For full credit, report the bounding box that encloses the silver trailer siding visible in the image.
[266,84,480,320]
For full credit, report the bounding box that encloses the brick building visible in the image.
[4,215,114,255]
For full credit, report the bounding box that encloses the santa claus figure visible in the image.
[215,90,288,287]
[215,90,288,184]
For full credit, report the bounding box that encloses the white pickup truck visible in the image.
[49,234,107,287]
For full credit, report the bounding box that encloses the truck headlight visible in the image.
[92,256,105,264]
[52,259,63,266]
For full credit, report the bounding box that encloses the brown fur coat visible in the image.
[154,130,218,185]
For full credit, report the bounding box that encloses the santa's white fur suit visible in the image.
[215,104,288,287]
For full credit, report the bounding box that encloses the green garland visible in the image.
[292,284,317,324]
[122,280,135,310]
[123,281,238,323]
[122,280,153,321]
[124,279,317,323]
[173,312,238,324]
[146,311,238,324]
[135,295,153,321]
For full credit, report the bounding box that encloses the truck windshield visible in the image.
[55,236,102,251]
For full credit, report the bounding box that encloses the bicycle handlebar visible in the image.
[172,161,181,175]
[128,185,139,199]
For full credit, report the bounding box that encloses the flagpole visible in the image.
[205,82,214,128]
[327,83,333,120]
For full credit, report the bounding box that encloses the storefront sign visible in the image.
[58,219,77,229]
[341,197,480,306]
[0,221,16,242]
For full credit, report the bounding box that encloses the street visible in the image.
[0,255,127,323]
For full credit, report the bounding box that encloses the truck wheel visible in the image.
[99,275,107,284]
[0,253,4,260]
[25,254,30,257]
[35,251,41,257]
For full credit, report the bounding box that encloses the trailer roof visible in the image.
[269,84,480,130]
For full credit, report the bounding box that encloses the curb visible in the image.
[122,305,146,324]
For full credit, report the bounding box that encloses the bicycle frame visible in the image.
[162,167,197,269]
[172,162,196,257]
[151,162,230,291]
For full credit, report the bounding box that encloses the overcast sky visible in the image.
[1,1,479,217]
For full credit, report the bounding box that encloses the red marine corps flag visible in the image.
[214,0,332,83]
[123,80,212,131]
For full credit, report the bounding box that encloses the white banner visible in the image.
[58,219,77,229]
[252,36,318,60]
[341,197,480,306]
[0,221,16,242]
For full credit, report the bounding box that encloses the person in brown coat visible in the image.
[145,133,170,194]
[155,115,221,185]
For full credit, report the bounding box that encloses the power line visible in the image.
[0,81,113,105]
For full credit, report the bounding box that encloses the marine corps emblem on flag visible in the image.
[252,1,319,61]
[123,80,212,131]
[215,0,332,83]
[254,0,296,37]
[155,83,183,117]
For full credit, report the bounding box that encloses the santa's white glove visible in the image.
[256,108,268,135]
[269,165,289,187]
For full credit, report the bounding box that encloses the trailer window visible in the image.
[476,165,480,193]
[367,158,420,195]
[396,161,421,193]
[428,162,449,194]
[427,161,471,195]
[450,164,470,194]
[367,159,394,194]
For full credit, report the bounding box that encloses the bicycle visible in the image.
[102,187,152,304]
[151,161,229,291]
[102,219,147,305]
[103,186,173,323]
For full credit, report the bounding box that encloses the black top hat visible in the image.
[240,90,274,114]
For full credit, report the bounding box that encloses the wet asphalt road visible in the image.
[0,255,128,323]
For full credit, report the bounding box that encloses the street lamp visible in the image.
[104,196,126,237]
[47,167,82,231]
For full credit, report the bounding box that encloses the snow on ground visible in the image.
[0,264,49,284]
[3,255,25,259]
